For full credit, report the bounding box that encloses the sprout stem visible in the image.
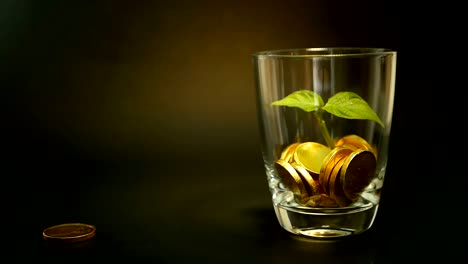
[314,112,334,148]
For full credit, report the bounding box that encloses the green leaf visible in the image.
[271,90,324,112]
[322,91,384,127]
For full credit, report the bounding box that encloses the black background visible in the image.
[3,0,452,262]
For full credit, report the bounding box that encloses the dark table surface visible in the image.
[3,0,455,262]
[6,142,454,263]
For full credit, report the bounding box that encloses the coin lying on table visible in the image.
[43,223,96,244]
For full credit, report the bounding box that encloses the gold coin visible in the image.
[279,142,301,163]
[328,156,352,207]
[275,160,309,203]
[319,147,353,195]
[335,134,377,158]
[306,194,338,208]
[43,223,96,243]
[291,162,323,196]
[293,142,331,177]
[340,149,377,201]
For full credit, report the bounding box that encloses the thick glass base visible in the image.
[273,201,378,239]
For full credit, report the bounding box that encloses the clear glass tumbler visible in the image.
[253,48,396,238]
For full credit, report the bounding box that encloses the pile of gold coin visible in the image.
[274,134,377,208]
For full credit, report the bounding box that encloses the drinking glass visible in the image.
[253,48,396,238]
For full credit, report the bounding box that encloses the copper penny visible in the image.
[43,223,96,244]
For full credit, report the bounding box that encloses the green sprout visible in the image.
[271,90,384,148]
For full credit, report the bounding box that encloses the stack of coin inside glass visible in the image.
[274,134,377,208]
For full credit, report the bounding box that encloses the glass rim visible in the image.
[252,47,396,58]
